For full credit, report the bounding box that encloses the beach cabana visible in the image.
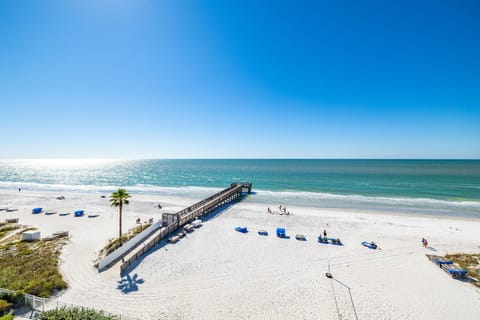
[21,231,41,241]
[235,226,248,233]
[74,210,84,217]
[361,241,377,249]
[32,208,43,214]
[258,230,268,236]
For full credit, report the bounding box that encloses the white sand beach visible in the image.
[1,190,480,320]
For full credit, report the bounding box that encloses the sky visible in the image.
[0,0,479,159]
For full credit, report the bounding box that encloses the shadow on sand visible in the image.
[117,273,145,294]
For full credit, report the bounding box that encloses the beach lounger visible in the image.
[295,234,306,241]
[5,218,19,223]
[318,236,329,243]
[184,224,195,233]
[177,231,186,238]
[32,208,43,214]
[258,230,268,236]
[6,208,18,212]
[168,235,181,243]
[74,210,84,217]
[442,264,468,278]
[235,226,248,233]
[59,212,71,216]
[361,241,377,249]
[45,210,57,215]
[433,257,453,266]
[88,214,99,218]
[192,219,203,228]
[328,238,343,245]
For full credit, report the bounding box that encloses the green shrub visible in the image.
[0,292,23,308]
[0,299,12,314]
[40,307,119,320]
[0,314,14,320]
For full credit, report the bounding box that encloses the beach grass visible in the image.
[0,236,68,297]
[39,306,119,320]
[445,253,480,286]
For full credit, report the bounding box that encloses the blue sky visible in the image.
[0,0,479,158]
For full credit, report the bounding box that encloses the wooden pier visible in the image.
[99,183,252,274]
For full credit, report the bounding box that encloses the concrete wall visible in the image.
[98,220,163,271]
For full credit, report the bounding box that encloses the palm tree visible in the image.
[110,189,131,246]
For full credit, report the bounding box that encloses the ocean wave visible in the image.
[1,181,479,211]
[253,189,480,210]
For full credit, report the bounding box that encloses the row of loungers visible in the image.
[427,254,468,278]
[235,227,343,245]
[168,220,203,243]
[32,208,98,218]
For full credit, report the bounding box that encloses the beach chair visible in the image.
[442,264,468,278]
[328,238,342,245]
[88,214,99,218]
[258,230,268,236]
[168,235,181,243]
[276,227,286,238]
[318,236,329,243]
[295,234,306,241]
[32,208,43,214]
[74,210,84,217]
[59,212,71,216]
[45,210,57,215]
[235,226,248,233]
[361,241,377,249]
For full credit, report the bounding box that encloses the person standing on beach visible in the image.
[323,229,327,238]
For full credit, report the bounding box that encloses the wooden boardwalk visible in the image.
[114,183,252,274]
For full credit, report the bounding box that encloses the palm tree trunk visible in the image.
[119,201,123,246]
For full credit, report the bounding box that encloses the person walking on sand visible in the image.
[422,237,428,248]
[323,229,327,238]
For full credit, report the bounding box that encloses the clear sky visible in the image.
[1,0,479,159]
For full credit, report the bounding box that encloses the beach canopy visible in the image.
[276,227,286,238]
[32,208,43,214]
[74,210,84,217]
[235,226,248,233]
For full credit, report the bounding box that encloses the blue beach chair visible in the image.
[258,230,268,236]
[74,210,84,217]
[276,227,289,238]
[361,241,377,249]
[235,226,248,233]
[32,208,43,214]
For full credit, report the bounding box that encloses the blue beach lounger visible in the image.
[328,238,343,245]
[74,210,84,217]
[361,241,377,249]
[433,257,453,266]
[235,226,248,233]
[442,264,467,278]
[258,230,268,236]
[32,208,43,214]
[318,236,329,243]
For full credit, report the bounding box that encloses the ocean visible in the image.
[1,159,479,217]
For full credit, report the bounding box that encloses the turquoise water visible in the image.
[1,159,479,217]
